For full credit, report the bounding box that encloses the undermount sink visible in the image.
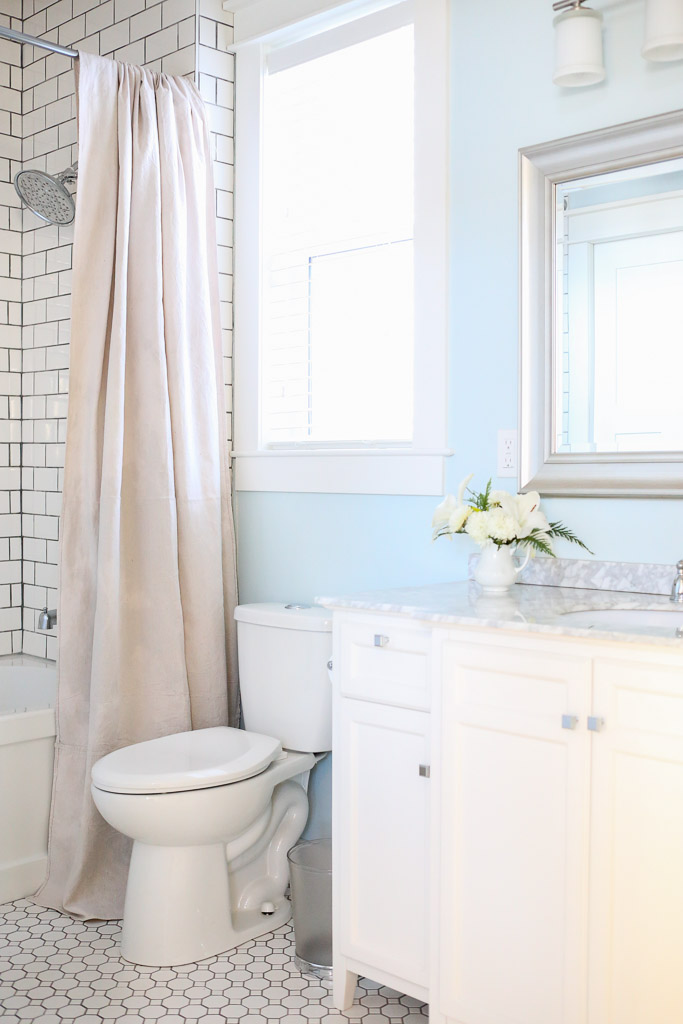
[559,608,683,632]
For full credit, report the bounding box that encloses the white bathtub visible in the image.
[0,654,57,904]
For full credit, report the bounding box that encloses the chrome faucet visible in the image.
[671,561,683,603]
[37,607,57,630]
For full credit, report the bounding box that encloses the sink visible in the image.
[559,608,683,632]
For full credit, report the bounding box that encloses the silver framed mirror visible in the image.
[519,109,683,497]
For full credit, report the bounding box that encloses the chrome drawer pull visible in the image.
[373,634,389,647]
[561,714,579,730]
[587,716,605,732]
[419,764,431,778]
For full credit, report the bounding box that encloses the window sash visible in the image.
[232,0,451,495]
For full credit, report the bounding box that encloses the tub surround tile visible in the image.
[0,900,428,1022]
[0,0,235,655]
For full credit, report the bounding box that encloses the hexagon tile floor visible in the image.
[0,899,429,1023]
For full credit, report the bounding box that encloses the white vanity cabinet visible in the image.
[433,632,683,1024]
[435,635,592,1024]
[332,613,432,1008]
[330,604,683,1024]
[587,657,683,1024]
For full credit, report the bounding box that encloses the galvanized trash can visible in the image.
[287,838,332,981]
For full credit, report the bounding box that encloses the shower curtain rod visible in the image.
[0,25,78,59]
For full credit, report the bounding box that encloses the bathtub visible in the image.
[0,654,57,904]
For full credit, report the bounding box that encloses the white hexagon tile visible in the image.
[0,900,429,1022]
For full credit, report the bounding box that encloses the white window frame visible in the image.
[228,0,451,495]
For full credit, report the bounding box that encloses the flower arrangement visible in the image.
[432,474,591,556]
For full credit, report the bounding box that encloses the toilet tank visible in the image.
[234,603,332,753]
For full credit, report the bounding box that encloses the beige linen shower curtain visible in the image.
[34,52,239,920]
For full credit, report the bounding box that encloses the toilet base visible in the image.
[120,840,293,967]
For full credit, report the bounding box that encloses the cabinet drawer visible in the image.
[338,616,430,710]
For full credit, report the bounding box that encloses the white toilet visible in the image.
[91,603,332,967]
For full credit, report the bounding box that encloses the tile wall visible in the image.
[0,3,23,656]
[0,0,234,658]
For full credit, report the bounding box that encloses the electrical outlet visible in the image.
[497,429,517,478]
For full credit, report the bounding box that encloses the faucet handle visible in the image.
[672,563,683,603]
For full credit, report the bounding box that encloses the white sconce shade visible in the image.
[553,6,606,87]
[642,0,683,61]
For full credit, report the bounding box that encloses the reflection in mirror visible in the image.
[555,157,683,455]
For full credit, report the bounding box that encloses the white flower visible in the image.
[486,507,518,543]
[448,506,471,533]
[432,473,474,536]
[432,494,458,529]
[456,473,474,506]
[514,491,550,538]
[486,488,551,541]
[465,510,492,546]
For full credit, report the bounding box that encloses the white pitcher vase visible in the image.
[474,543,530,594]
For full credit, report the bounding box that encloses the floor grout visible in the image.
[0,899,429,1022]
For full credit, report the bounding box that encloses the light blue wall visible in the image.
[237,0,683,605]
[236,0,683,834]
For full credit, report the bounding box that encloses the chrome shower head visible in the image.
[14,162,78,226]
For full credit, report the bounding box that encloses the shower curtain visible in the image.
[34,52,239,920]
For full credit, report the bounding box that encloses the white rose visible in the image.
[465,510,492,546]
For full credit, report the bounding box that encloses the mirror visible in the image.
[520,110,683,496]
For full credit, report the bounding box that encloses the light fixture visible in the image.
[642,0,683,61]
[553,0,606,87]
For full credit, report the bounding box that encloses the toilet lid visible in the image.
[91,727,282,795]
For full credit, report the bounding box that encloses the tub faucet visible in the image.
[38,607,57,630]
[671,561,683,603]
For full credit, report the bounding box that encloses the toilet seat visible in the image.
[91,726,282,795]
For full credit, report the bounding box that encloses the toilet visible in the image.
[91,603,332,967]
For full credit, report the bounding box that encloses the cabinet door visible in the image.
[588,659,683,1024]
[437,640,591,1024]
[335,698,430,988]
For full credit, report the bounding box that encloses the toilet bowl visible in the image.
[92,727,315,966]
[91,603,332,967]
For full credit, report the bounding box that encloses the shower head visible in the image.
[14,163,78,226]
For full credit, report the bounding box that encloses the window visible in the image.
[262,26,414,446]
[233,0,450,494]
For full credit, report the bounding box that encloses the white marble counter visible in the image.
[318,579,683,648]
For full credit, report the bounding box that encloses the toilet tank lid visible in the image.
[234,603,332,632]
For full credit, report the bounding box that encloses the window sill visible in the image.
[231,448,452,495]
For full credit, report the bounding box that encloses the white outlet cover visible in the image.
[497,429,517,478]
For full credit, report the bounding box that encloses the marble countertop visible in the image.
[317,580,683,648]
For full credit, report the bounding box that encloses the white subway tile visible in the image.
[145,23,177,60]
[130,4,160,41]
[85,0,113,33]
[23,628,46,658]
[100,19,130,55]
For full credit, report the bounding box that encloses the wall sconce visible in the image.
[642,0,683,61]
[553,0,606,87]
